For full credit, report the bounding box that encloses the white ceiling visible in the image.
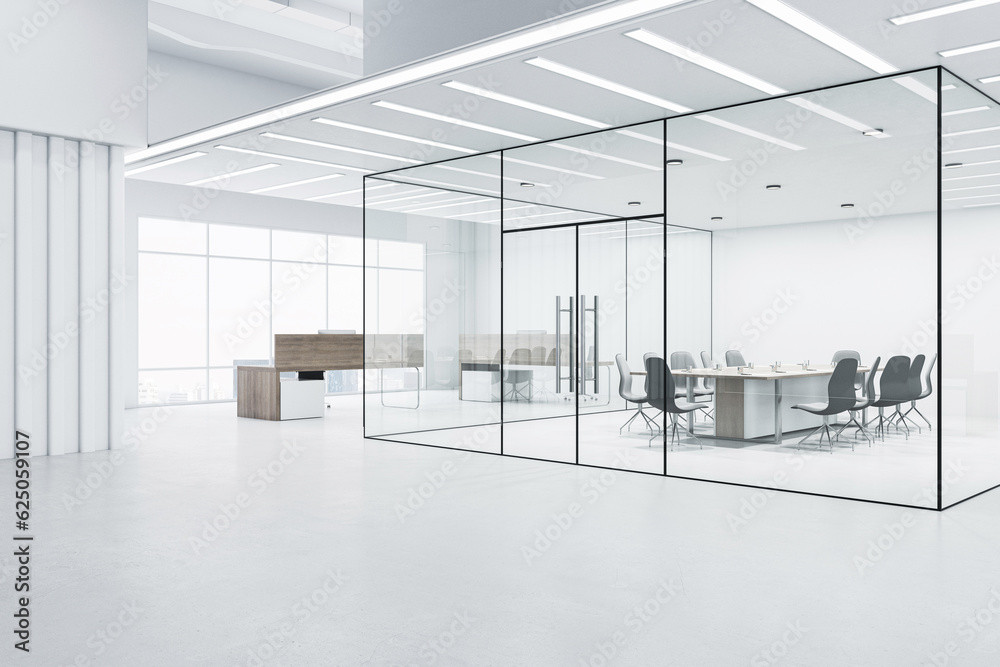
[129,0,1000,227]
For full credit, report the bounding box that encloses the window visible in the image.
[136,218,423,404]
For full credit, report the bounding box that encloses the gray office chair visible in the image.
[835,356,880,448]
[725,349,746,367]
[901,352,936,430]
[888,354,925,436]
[791,358,859,452]
[504,348,534,401]
[832,349,864,394]
[670,351,714,421]
[616,354,655,434]
[866,356,912,441]
[642,353,663,421]
[645,356,706,450]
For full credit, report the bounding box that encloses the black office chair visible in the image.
[888,354,925,436]
[791,358,859,453]
[504,348,534,401]
[616,354,655,434]
[835,356,881,448]
[832,349,864,395]
[866,356,912,441]
[670,351,714,421]
[725,349,746,367]
[901,352,937,430]
[645,356,706,450]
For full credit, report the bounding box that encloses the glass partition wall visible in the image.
[364,67,1000,510]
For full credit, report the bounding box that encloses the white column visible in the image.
[79,142,97,453]
[94,145,110,450]
[0,131,14,460]
[30,136,49,455]
[47,137,67,455]
[62,140,81,454]
[108,146,125,448]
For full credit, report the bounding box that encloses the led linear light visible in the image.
[445,204,536,219]
[943,182,1000,192]
[311,117,478,154]
[483,154,603,180]
[891,0,1000,24]
[388,174,506,195]
[953,158,1000,167]
[942,106,991,116]
[624,28,787,95]
[944,171,1000,181]
[746,0,899,74]
[965,202,1000,207]
[942,84,957,90]
[400,197,492,213]
[306,183,396,201]
[944,125,1000,137]
[432,163,553,187]
[945,193,1000,201]
[215,145,372,173]
[124,151,207,176]
[893,75,938,103]
[980,74,1000,84]
[125,0,699,164]
[695,115,806,150]
[944,143,1000,154]
[548,142,662,170]
[367,190,456,205]
[786,97,891,136]
[187,163,279,186]
[524,57,692,112]
[249,173,343,194]
[373,100,539,141]
[260,132,423,163]
[615,129,732,161]
[940,39,1000,58]
[443,80,610,129]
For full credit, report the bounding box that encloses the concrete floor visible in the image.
[6,394,1000,666]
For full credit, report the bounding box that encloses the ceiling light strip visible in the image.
[549,143,663,170]
[215,145,373,172]
[893,75,938,103]
[891,0,1000,25]
[942,106,991,116]
[249,173,344,194]
[624,28,787,95]
[400,197,493,213]
[261,132,423,163]
[944,170,1000,181]
[746,0,899,74]
[124,151,207,176]
[373,100,539,141]
[943,182,1000,192]
[940,39,1000,58]
[484,154,603,179]
[306,182,396,201]
[187,163,279,186]
[432,163,552,186]
[965,202,1000,207]
[980,74,1000,84]
[943,193,1000,201]
[616,129,729,162]
[442,80,611,129]
[695,115,806,150]
[125,0,698,164]
[524,57,692,112]
[944,124,1000,137]
[311,117,478,154]
[786,97,889,135]
[445,204,535,219]
[944,143,1000,154]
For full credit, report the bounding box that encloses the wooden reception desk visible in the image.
[237,334,422,420]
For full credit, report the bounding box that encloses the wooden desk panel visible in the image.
[274,334,364,371]
[237,366,281,420]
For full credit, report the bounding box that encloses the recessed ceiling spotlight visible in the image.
[711,216,723,221]
[666,159,684,165]
[628,201,641,206]
[945,163,964,169]
[766,184,782,190]
[863,128,884,137]
[520,182,535,187]
[841,203,855,208]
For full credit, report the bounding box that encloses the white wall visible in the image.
[0,131,125,458]
[362,0,605,75]
[124,179,362,408]
[711,212,938,368]
[147,51,314,145]
[0,0,147,146]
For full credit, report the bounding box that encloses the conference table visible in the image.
[633,363,871,444]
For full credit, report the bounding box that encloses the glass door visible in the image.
[501,226,577,463]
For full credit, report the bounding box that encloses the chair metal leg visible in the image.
[911,404,932,430]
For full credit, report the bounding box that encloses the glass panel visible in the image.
[328,265,363,333]
[501,120,665,226]
[208,257,271,367]
[364,156,501,452]
[941,70,1000,507]
[138,253,207,368]
[138,217,206,254]
[208,368,236,401]
[271,230,327,263]
[501,226,576,463]
[328,235,363,265]
[209,224,270,259]
[579,219,665,474]
[137,369,208,404]
[270,261,327,337]
[665,69,940,507]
